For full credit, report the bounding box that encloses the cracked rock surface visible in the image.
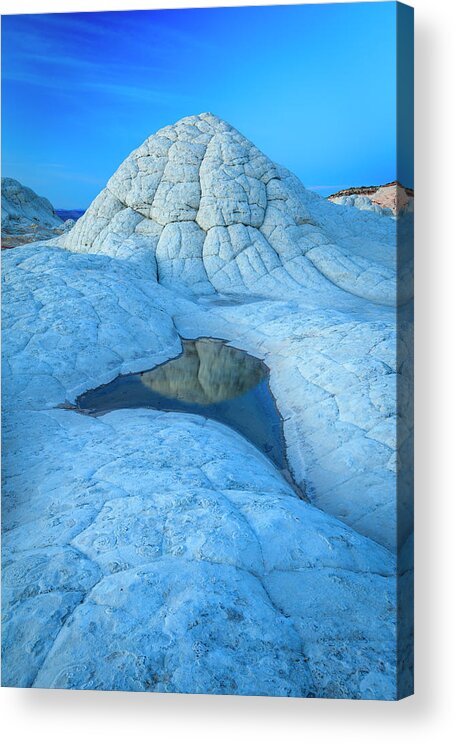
[2,113,411,698]
[63,113,410,306]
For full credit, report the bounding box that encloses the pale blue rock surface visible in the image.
[2,114,410,698]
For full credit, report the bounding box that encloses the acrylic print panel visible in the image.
[1,2,414,700]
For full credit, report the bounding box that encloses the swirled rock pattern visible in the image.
[2,113,412,698]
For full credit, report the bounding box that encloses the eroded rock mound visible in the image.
[1,177,64,246]
[61,113,402,305]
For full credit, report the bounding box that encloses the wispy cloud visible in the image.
[2,160,102,185]
[3,67,193,107]
[83,81,193,105]
[23,10,212,49]
[2,13,201,105]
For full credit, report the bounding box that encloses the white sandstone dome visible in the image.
[62,113,401,304]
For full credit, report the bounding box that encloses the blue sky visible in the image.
[1,3,410,209]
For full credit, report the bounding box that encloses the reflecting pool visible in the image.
[76,338,286,471]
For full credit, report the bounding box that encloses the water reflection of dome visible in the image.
[140,339,265,405]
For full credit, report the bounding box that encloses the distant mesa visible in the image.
[1,177,77,248]
[327,180,414,216]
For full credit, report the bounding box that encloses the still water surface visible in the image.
[76,338,286,470]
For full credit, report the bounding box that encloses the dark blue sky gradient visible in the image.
[2,3,408,209]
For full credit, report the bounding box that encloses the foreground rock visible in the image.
[2,113,412,698]
[2,246,397,698]
[1,177,70,247]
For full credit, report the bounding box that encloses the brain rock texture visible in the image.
[63,113,402,305]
